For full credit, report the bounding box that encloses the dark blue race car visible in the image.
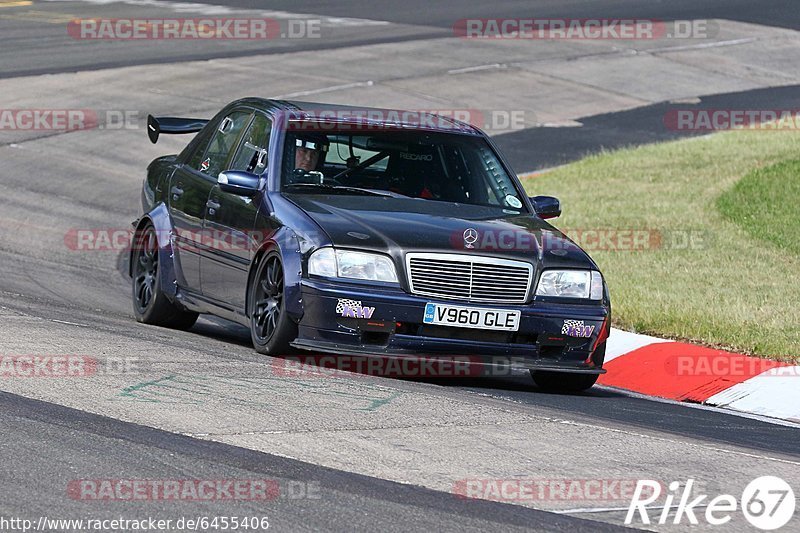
[132,98,610,391]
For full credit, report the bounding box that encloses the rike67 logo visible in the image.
[627,476,795,530]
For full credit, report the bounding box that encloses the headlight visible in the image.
[535,270,604,300]
[307,247,337,277]
[308,248,398,283]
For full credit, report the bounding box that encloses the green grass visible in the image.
[520,130,800,361]
[717,159,800,257]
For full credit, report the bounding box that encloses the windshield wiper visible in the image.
[283,183,398,198]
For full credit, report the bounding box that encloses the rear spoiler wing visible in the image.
[147,114,209,144]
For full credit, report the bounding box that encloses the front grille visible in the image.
[406,253,533,304]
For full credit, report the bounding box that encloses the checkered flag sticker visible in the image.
[562,319,584,335]
[336,299,362,314]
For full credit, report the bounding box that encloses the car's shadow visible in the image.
[418,375,623,398]
[191,316,253,349]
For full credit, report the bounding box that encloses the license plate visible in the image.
[422,303,520,331]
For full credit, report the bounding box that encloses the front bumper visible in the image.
[293,278,609,374]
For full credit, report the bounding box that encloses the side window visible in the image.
[230,113,272,174]
[185,124,215,170]
[483,147,522,208]
[198,110,251,178]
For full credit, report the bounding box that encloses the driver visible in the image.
[294,133,329,172]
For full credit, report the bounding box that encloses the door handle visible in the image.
[170,185,184,201]
[206,199,221,216]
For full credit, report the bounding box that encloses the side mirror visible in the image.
[530,195,561,219]
[218,171,260,197]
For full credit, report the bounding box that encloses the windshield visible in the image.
[281,127,527,211]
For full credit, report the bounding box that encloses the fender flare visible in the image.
[246,227,304,322]
[130,203,179,301]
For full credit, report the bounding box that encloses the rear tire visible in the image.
[132,223,198,330]
[248,252,297,355]
[530,370,599,392]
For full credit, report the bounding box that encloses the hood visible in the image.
[286,194,597,271]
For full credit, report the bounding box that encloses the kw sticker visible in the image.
[562,319,595,338]
[336,298,375,319]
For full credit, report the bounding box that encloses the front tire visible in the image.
[132,223,198,330]
[530,370,599,392]
[248,252,297,355]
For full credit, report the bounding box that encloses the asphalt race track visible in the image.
[1,391,619,532]
[1,1,799,531]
